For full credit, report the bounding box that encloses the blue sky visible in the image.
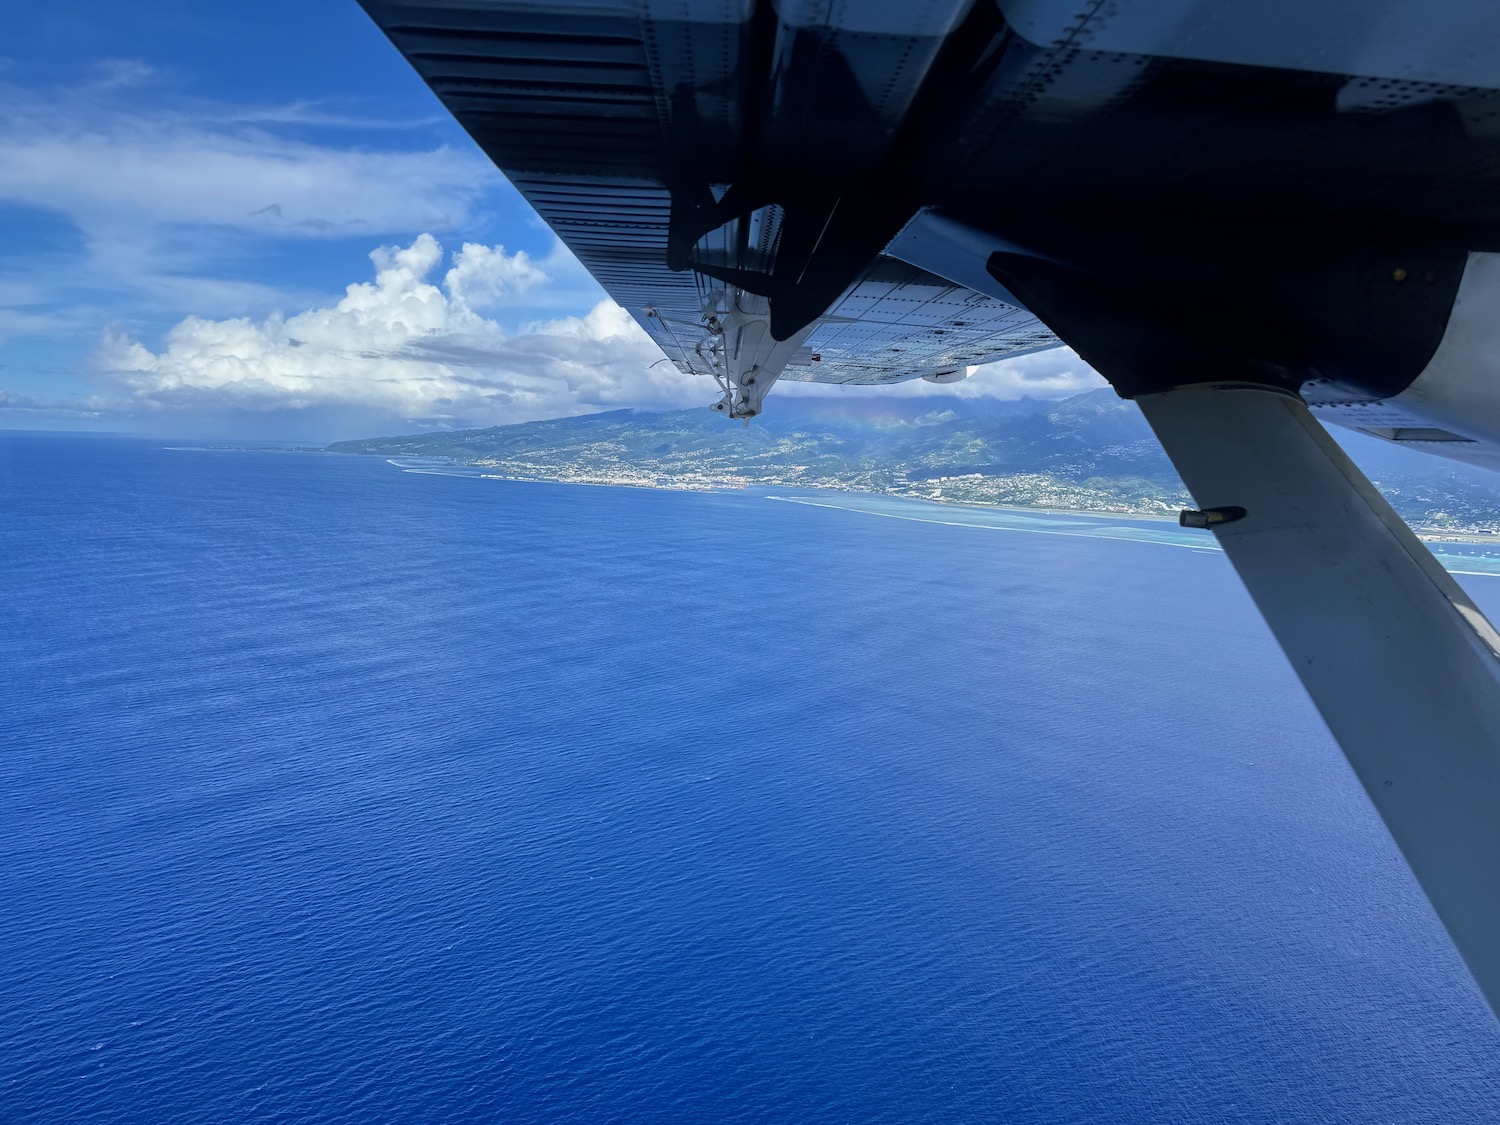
[0,1,1099,440]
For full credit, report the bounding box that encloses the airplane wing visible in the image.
[358,0,1500,1018]
[357,2,1062,416]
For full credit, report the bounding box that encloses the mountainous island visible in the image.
[327,388,1500,534]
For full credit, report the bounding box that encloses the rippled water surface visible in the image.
[4,434,1499,1123]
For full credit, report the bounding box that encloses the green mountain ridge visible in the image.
[327,389,1500,528]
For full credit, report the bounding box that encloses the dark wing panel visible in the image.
[359,1,1060,395]
[362,0,1500,415]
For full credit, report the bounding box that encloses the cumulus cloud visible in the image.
[98,234,700,427]
[441,241,548,309]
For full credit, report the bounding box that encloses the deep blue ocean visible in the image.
[4,433,1500,1123]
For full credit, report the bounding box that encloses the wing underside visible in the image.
[358,1,1060,401]
[503,176,1057,385]
[361,0,1500,425]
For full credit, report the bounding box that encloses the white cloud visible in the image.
[0,77,500,326]
[441,240,548,309]
[0,126,482,238]
[951,348,1106,398]
[0,73,489,239]
[98,234,698,426]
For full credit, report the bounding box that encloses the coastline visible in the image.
[344,448,1500,548]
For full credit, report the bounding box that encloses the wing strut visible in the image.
[1138,382,1500,1014]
